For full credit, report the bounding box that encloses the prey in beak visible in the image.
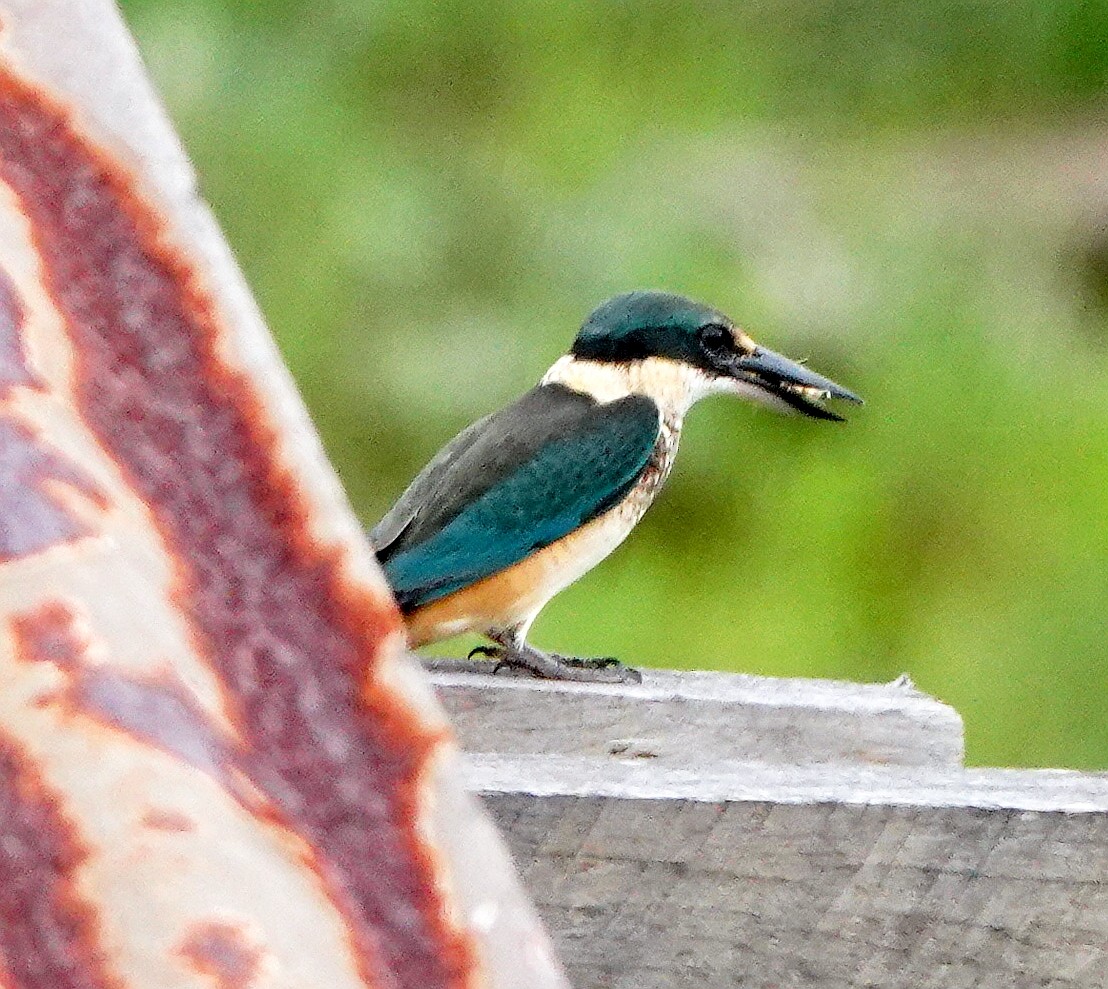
[735,346,864,422]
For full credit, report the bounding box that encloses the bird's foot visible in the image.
[467,643,642,684]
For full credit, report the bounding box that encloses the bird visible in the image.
[372,290,862,683]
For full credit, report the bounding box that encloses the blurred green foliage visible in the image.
[119,0,1108,769]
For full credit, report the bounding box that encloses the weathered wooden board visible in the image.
[433,665,963,768]
[431,668,1108,989]
[491,793,1107,989]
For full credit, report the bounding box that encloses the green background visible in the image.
[119,0,1108,770]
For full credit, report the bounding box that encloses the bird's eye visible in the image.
[699,324,732,351]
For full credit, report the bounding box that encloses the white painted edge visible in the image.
[463,753,1108,814]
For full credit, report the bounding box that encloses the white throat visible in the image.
[541,354,733,428]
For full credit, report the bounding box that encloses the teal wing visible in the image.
[374,384,660,612]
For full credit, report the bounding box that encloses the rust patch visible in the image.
[141,809,196,833]
[0,69,474,988]
[0,729,126,989]
[9,600,85,667]
[177,922,262,989]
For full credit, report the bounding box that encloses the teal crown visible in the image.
[571,291,731,364]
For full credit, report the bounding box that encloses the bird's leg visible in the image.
[473,628,643,684]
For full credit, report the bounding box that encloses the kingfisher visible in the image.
[372,291,861,682]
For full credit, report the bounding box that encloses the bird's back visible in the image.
[372,382,661,613]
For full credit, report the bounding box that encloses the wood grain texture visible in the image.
[489,795,1107,989]
[431,668,1108,989]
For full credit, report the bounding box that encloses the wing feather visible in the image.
[373,383,660,612]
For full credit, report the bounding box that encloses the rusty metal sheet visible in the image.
[0,2,569,987]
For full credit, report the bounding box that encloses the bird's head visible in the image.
[570,290,862,420]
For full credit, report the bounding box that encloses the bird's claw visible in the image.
[599,661,642,684]
[467,645,501,661]
[556,654,621,670]
[553,654,643,683]
[466,644,514,675]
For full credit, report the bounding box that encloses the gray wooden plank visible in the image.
[431,666,965,769]
[434,666,1107,988]
[466,753,1108,814]
[486,793,1108,989]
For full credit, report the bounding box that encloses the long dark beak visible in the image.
[736,347,863,422]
